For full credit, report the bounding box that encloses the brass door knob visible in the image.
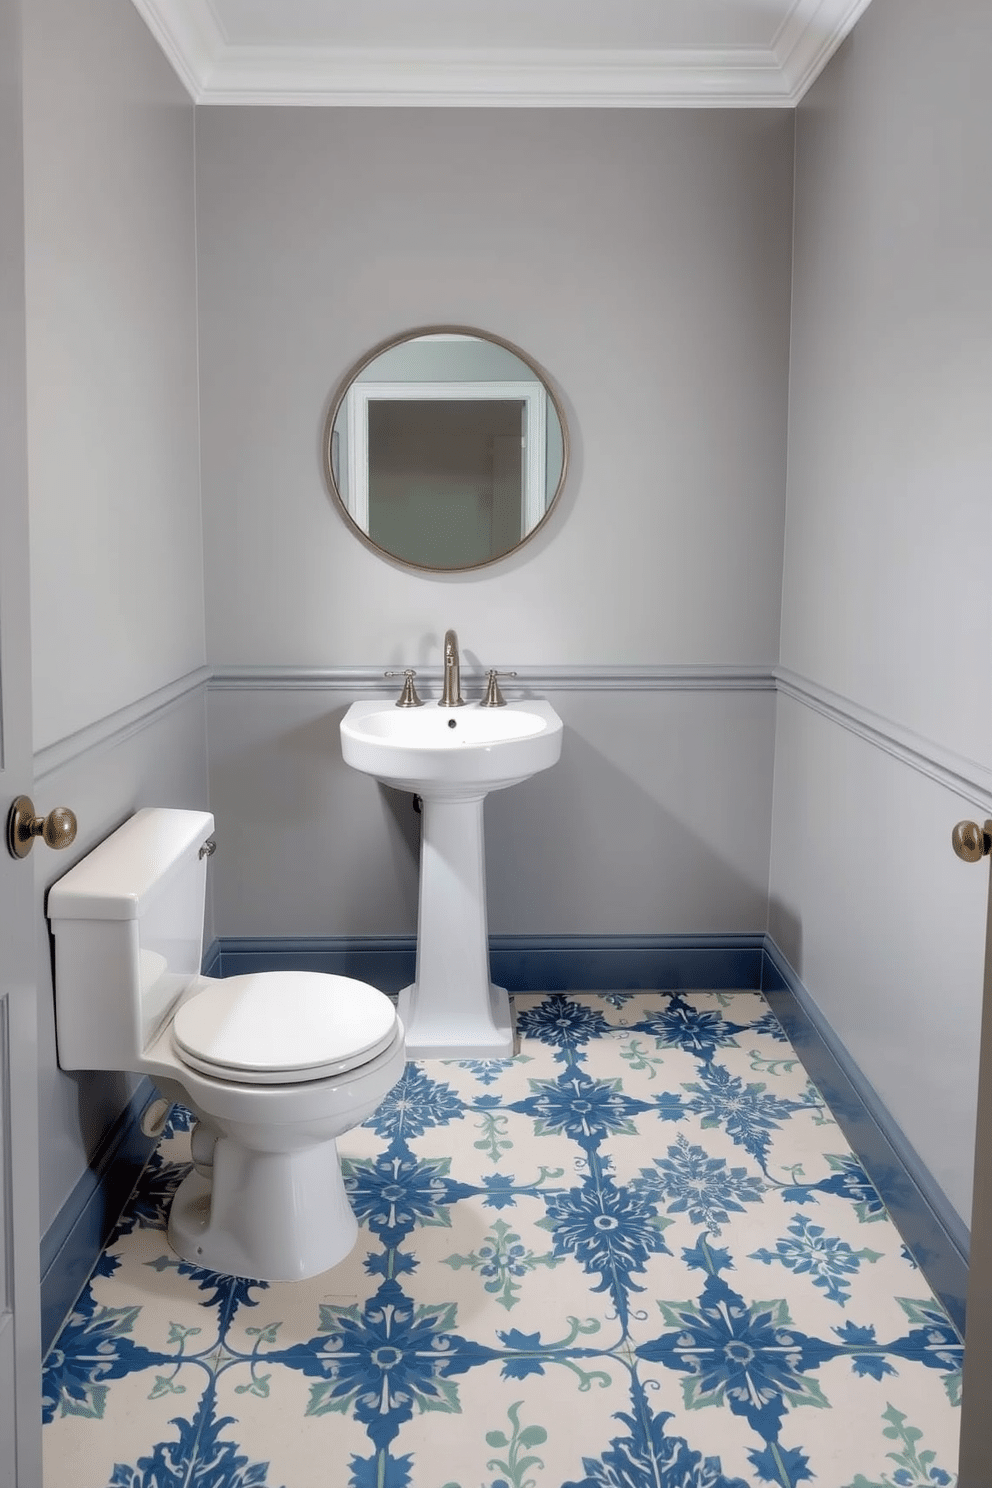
[6,795,78,859]
[952,819,992,863]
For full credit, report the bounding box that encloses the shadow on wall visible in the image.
[207,699,422,938]
[207,689,773,941]
[767,895,804,975]
[485,724,768,937]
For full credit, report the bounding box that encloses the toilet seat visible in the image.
[171,972,398,1085]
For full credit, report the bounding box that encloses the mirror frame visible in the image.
[322,324,570,573]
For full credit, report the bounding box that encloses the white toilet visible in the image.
[47,807,406,1282]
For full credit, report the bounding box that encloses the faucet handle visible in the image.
[481,670,517,708]
[385,669,423,707]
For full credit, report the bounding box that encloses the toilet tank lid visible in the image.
[48,808,215,921]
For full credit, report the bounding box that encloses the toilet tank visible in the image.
[47,808,215,1072]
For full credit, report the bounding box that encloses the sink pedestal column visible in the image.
[398,793,514,1060]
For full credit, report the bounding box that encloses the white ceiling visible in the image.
[131,0,873,107]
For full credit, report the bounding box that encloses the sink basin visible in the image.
[341,698,562,797]
[340,694,564,1061]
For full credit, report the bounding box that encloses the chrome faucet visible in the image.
[439,629,464,707]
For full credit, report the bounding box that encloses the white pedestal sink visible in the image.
[340,698,563,1059]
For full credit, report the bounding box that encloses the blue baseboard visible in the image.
[204,932,768,996]
[43,933,968,1353]
[41,1078,160,1358]
[760,940,968,1336]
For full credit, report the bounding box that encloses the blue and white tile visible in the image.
[44,989,962,1487]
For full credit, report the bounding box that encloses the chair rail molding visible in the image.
[775,666,992,810]
[33,667,211,781]
[32,664,990,811]
[208,664,777,694]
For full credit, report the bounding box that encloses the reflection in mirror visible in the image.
[324,328,568,571]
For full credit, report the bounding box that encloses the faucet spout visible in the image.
[440,629,464,707]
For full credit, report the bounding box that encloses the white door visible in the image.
[0,654,43,1488]
[0,1,42,1482]
[956,819,992,1481]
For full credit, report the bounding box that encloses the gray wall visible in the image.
[24,0,205,752]
[24,0,990,1263]
[198,109,792,669]
[21,0,208,1239]
[196,108,793,940]
[769,0,992,1227]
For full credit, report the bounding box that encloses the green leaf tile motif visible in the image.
[842,1404,956,1487]
[442,1217,564,1309]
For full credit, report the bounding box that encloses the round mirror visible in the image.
[323,326,569,572]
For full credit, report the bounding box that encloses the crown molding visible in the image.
[772,0,874,101]
[170,46,790,109]
[131,0,226,100]
[129,0,874,108]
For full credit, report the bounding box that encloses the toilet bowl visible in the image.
[47,808,406,1282]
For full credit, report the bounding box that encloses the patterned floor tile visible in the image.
[206,1348,375,1487]
[44,1361,213,1488]
[393,1363,639,1488]
[43,990,962,1486]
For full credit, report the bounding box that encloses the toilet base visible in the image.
[168,1134,358,1281]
